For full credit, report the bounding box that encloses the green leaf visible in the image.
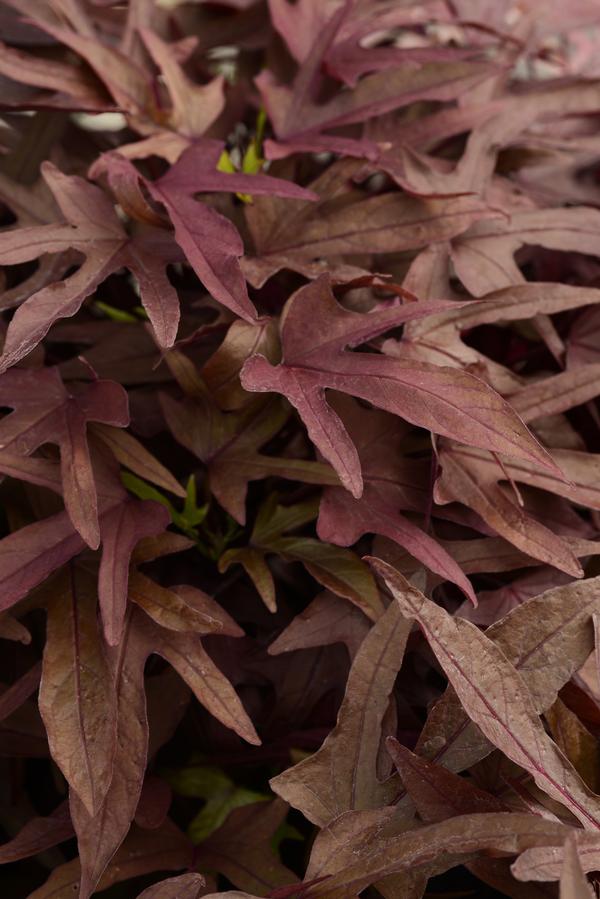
[217,149,236,174]
[188,786,269,843]
[163,764,269,843]
[253,494,320,545]
[182,475,208,528]
[219,547,276,611]
[122,472,201,538]
[165,763,232,799]
[94,301,137,323]
[220,494,381,618]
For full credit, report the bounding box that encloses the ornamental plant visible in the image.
[3,1,600,897]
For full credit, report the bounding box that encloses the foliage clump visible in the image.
[2,2,600,897]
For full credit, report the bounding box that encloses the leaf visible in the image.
[0,448,171,644]
[269,590,370,658]
[306,811,571,899]
[28,821,192,899]
[546,699,600,792]
[244,160,489,282]
[512,830,600,882]
[127,574,226,635]
[0,37,108,108]
[271,601,410,825]
[0,661,41,722]
[221,494,382,617]
[0,801,73,863]
[370,558,600,829]
[20,15,154,116]
[91,422,185,498]
[38,565,117,817]
[317,395,477,603]
[166,763,269,843]
[241,276,561,498]
[452,208,600,296]
[136,874,207,899]
[139,28,224,138]
[434,441,583,577]
[386,738,509,823]
[122,471,206,540]
[98,494,172,645]
[258,56,496,139]
[69,607,152,899]
[161,370,336,525]
[559,836,595,898]
[201,318,281,411]
[0,161,184,363]
[134,776,172,831]
[195,799,297,896]
[148,619,260,747]
[414,572,600,781]
[0,366,129,547]
[71,598,253,899]
[134,142,316,323]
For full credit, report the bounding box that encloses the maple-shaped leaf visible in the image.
[451,208,600,296]
[271,600,409,825]
[195,799,297,896]
[243,159,489,287]
[161,353,337,524]
[241,275,560,498]
[138,28,225,139]
[0,448,170,644]
[371,559,600,829]
[0,161,183,367]
[10,8,228,149]
[0,35,112,111]
[399,281,600,395]
[269,0,471,89]
[91,144,316,326]
[257,35,495,142]
[0,366,129,547]
[317,395,477,604]
[220,494,382,617]
[7,9,156,118]
[71,590,255,899]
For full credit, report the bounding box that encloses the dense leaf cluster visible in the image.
[2,1,600,897]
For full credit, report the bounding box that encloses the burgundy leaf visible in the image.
[241,276,561,497]
[371,558,600,830]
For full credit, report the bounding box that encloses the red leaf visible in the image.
[242,276,561,497]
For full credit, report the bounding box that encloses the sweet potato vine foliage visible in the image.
[7,3,600,899]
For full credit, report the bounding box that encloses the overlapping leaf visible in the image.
[242,275,559,497]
